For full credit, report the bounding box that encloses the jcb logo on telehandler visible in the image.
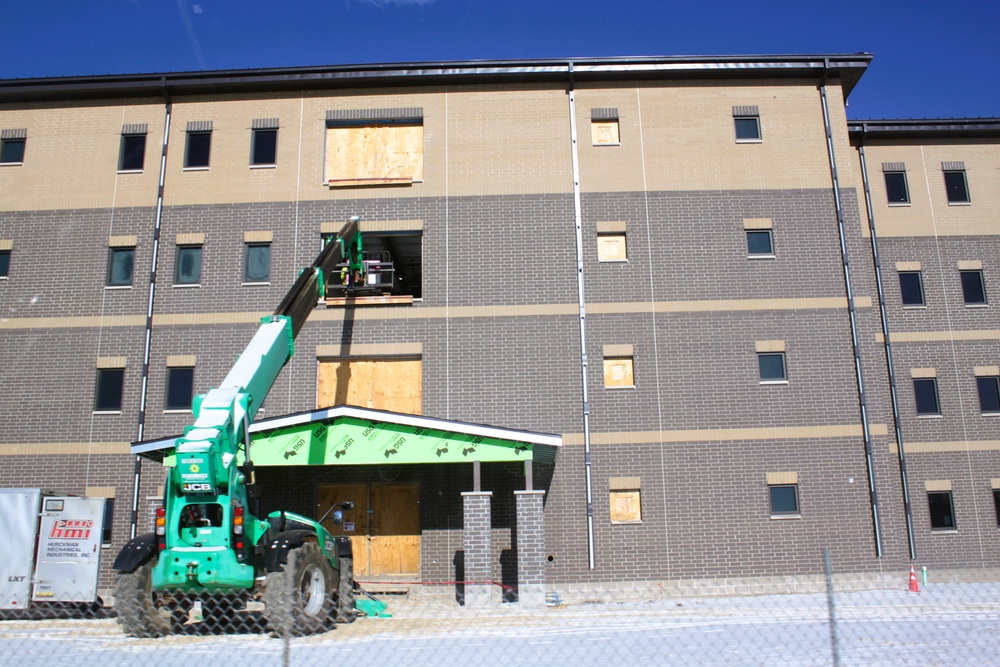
[183,483,214,492]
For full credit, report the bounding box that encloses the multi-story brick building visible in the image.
[1,54,998,602]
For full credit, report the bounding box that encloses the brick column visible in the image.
[515,490,546,605]
[461,491,493,607]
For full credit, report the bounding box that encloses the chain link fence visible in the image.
[2,550,999,666]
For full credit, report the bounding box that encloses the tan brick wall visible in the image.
[859,141,1000,237]
[0,99,163,211]
[576,81,846,193]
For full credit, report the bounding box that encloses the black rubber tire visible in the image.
[113,560,187,638]
[262,542,334,637]
[334,557,357,623]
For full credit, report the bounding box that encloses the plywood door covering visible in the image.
[316,358,421,414]
[317,483,420,577]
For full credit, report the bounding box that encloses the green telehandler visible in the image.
[112,217,366,637]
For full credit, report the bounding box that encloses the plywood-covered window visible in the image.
[609,477,641,524]
[603,345,634,388]
[591,108,620,145]
[597,221,628,262]
[326,108,423,187]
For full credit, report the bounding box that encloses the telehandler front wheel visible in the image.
[262,542,334,636]
[114,560,187,638]
[334,556,357,623]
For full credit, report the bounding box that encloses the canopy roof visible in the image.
[132,405,561,466]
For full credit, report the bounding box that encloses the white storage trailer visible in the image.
[0,489,106,610]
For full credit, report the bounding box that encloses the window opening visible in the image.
[928,491,956,530]
[884,171,910,204]
[734,116,761,141]
[898,271,924,306]
[944,170,970,203]
[95,368,125,412]
[769,485,799,516]
[326,231,422,299]
[597,233,627,262]
[166,367,195,411]
[325,109,423,186]
[0,137,25,164]
[185,131,211,168]
[913,378,940,416]
[107,247,135,287]
[758,353,786,382]
[175,245,202,285]
[251,128,277,166]
[0,249,9,278]
[603,356,635,388]
[244,243,271,283]
[119,134,147,171]
[977,376,1000,414]
[102,499,115,544]
[961,270,986,305]
[746,230,773,257]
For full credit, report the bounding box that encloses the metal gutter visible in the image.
[0,54,872,104]
[848,118,1000,140]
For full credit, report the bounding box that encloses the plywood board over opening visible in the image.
[317,358,422,415]
[326,124,423,187]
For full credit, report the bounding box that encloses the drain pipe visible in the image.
[818,66,883,557]
[129,84,172,538]
[856,131,917,560]
[567,62,597,569]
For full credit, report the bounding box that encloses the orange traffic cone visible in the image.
[908,565,920,593]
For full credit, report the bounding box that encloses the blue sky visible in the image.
[3,0,997,120]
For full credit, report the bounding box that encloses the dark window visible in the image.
[961,270,987,305]
[106,248,135,286]
[976,377,1000,414]
[994,489,1000,528]
[102,498,115,544]
[184,132,211,168]
[0,249,9,278]
[746,230,773,256]
[0,138,25,164]
[944,170,969,203]
[758,353,786,381]
[244,243,271,282]
[884,171,909,204]
[928,491,956,530]
[175,246,202,285]
[769,485,798,515]
[734,117,761,141]
[95,368,124,412]
[119,134,147,171]
[898,271,924,306]
[251,129,277,165]
[166,367,195,410]
[913,378,940,416]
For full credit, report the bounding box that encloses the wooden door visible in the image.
[316,358,421,414]
[316,483,420,577]
[371,484,421,575]
[317,484,371,576]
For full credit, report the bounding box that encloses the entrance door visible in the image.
[316,358,421,414]
[317,484,420,578]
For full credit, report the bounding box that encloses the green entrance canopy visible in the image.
[132,405,562,466]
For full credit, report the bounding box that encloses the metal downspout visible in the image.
[819,70,883,557]
[129,88,171,538]
[567,62,597,569]
[856,135,917,559]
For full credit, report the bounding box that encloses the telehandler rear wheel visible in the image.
[114,560,187,638]
[334,556,356,623]
[262,542,333,636]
